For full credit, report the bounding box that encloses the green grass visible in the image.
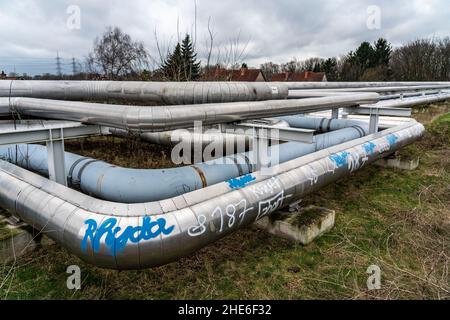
[0,104,449,300]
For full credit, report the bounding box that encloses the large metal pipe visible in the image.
[110,118,290,148]
[379,91,441,100]
[0,125,366,203]
[287,90,442,99]
[273,81,450,90]
[0,121,424,269]
[364,92,450,108]
[278,115,369,133]
[109,127,250,149]
[288,85,450,98]
[1,93,379,131]
[0,80,289,104]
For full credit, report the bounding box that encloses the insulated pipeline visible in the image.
[0,121,424,269]
[0,80,289,104]
[0,125,366,203]
[274,81,450,90]
[1,93,380,131]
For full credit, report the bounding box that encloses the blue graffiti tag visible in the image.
[363,142,377,155]
[227,174,256,189]
[386,134,399,146]
[329,151,349,168]
[81,216,175,255]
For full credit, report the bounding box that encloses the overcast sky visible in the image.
[0,0,449,75]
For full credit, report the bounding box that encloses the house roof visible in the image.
[271,72,290,81]
[271,71,326,82]
[202,67,266,82]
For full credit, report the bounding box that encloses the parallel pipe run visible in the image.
[0,121,424,269]
[277,115,369,133]
[287,90,442,100]
[1,93,379,132]
[0,80,289,104]
[363,93,450,108]
[109,127,251,149]
[288,85,450,98]
[379,91,441,101]
[0,124,366,203]
[4,80,449,104]
[272,81,450,90]
[110,118,290,148]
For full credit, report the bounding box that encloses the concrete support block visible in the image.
[375,156,420,171]
[255,206,335,245]
[0,215,38,264]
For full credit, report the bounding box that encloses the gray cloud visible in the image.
[0,0,449,75]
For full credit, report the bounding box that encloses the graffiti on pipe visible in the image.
[227,174,256,189]
[256,190,292,220]
[303,165,319,186]
[188,198,254,237]
[187,133,405,239]
[386,134,399,146]
[329,134,400,171]
[81,217,175,255]
[249,177,281,198]
[188,177,293,237]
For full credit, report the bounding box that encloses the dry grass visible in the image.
[0,102,449,300]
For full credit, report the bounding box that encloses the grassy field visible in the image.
[0,103,449,300]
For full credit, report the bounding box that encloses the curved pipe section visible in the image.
[110,118,290,148]
[278,116,369,133]
[0,80,289,104]
[1,93,379,132]
[0,126,366,203]
[0,121,424,269]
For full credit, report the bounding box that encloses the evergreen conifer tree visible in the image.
[162,43,183,81]
[181,34,201,81]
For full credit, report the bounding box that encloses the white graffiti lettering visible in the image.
[188,198,254,237]
[187,214,207,237]
[256,191,292,220]
[249,177,281,198]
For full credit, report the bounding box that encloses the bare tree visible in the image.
[390,37,450,81]
[260,62,280,80]
[205,16,215,70]
[219,30,250,69]
[281,59,299,73]
[86,26,149,79]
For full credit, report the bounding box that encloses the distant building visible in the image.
[272,71,327,82]
[0,71,24,80]
[202,65,266,82]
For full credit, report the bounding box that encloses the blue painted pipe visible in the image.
[277,115,369,133]
[0,126,365,203]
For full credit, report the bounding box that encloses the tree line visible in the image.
[261,37,450,82]
[84,26,450,82]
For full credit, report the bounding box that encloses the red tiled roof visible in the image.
[202,67,265,82]
[271,71,326,82]
[271,72,290,81]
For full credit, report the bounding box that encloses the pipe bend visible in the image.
[0,124,364,203]
[0,121,424,269]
